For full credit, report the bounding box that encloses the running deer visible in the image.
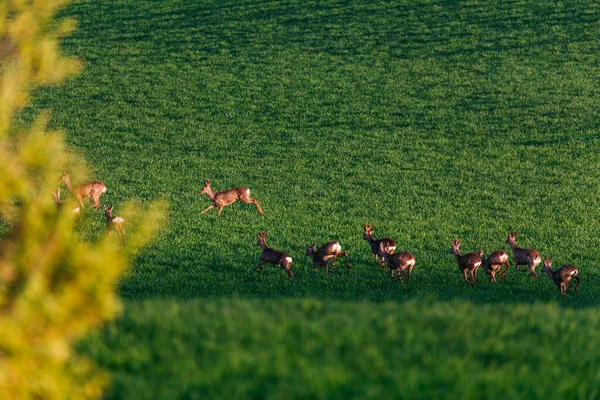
[305,241,351,274]
[200,179,265,216]
[59,170,106,210]
[52,187,81,219]
[481,250,510,283]
[505,232,541,278]
[256,232,293,278]
[380,244,415,284]
[542,258,580,296]
[104,205,125,244]
[450,239,482,286]
[363,223,396,268]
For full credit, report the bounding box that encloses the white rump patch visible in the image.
[285,257,292,263]
[102,186,107,193]
[474,262,481,267]
[333,243,342,252]
[246,189,251,196]
[534,257,541,264]
[407,259,415,266]
[114,217,124,224]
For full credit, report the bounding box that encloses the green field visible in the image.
[29,0,600,398]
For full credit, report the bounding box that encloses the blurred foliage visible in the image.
[0,1,166,398]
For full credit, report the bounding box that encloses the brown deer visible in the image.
[481,250,510,283]
[200,179,265,216]
[104,205,125,244]
[60,170,106,209]
[305,241,351,274]
[363,223,396,268]
[505,232,541,278]
[52,187,81,219]
[450,239,482,286]
[380,244,415,284]
[542,258,580,296]
[256,232,293,278]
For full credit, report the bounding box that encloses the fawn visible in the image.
[541,258,580,296]
[450,239,482,286]
[305,241,350,274]
[60,170,106,210]
[256,232,293,278]
[104,205,125,244]
[505,232,541,278]
[200,179,265,216]
[363,223,396,268]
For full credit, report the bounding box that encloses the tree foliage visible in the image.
[0,1,166,398]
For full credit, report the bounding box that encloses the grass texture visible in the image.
[24,0,600,398]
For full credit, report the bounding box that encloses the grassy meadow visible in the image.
[26,0,600,398]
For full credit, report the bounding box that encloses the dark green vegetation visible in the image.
[31,0,600,398]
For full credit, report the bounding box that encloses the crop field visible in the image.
[25,0,600,398]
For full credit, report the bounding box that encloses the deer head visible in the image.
[257,232,268,247]
[305,242,317,256]
[505,231,518,247]
[200,179,212,194]
[450,239,462,255]
[543,257,553,270]
[104,204,114,217]
[363,223,374,239]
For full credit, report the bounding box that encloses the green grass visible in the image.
[24,0,600,397]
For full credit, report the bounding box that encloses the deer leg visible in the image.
[560,282,567,296]
[397,267,405,282]
[119,227,126,245]
[340,252,351,269]
[406,265,413,285]
[92,193,101,209]
[240,196,266,215]
[529,264,538,279]
[217,205,225,216]
[573,276,581,293]
[462,269,470,285]
[200,205,216,215]
[331,254,338,269]
[499,262,510,279]
[256,262,264,273]
[252,200,266,215]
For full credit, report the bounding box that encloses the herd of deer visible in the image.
[197,179,581,296]
[54,174,581,296]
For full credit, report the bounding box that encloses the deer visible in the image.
[52,187,81,219]
[104,205,125,244]
[450,239,482,286]
[363,223,396,268]
[256,232,293,278]
[59,170,106,210]
[380,243,415,284]
[542,258,580,296]
[481,249,510,283]
[305,241,351,274]
[200,179,265,216]
[505,231,541,278]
